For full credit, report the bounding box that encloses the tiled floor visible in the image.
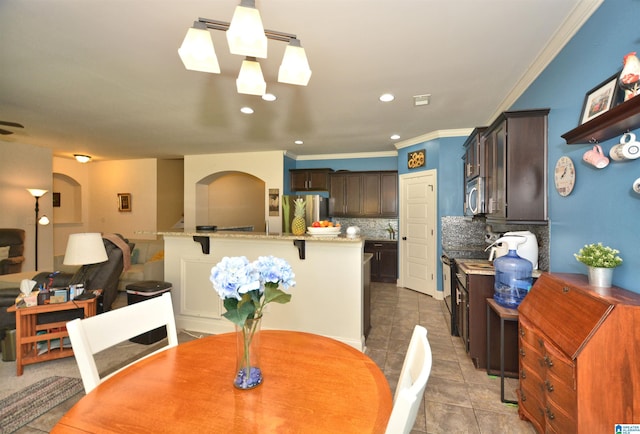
[8,284,536,433]
[366,282,536,434]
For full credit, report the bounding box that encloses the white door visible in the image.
[399,170,438,298]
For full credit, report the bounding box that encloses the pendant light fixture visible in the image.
[226,0,267,59]
[179,1,311,96]
[237,57,267,96]
[178,21,220,74]
[278,38,312,86]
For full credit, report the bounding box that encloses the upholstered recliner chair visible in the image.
[0,233,131,342]
[0,229,26,275]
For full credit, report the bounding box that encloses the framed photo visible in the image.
[268,188,279,216]
[580,72,621,124]
[118,193,131,212]
[52,192,61,207]
[407,149,425,169]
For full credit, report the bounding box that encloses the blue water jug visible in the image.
[493,237,533,309]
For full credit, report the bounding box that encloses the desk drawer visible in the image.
[545,400,577,434]
[519,318,544,351]
[544,341,575,390]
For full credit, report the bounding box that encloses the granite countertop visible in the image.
[158,230,363,243]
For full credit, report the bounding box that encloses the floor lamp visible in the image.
[27,188,48,271]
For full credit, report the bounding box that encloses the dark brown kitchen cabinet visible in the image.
[329,172,362,216]
[463,127,486,182]
[484,109,549,223]
[364,240,397,283]
[329,171,398,218]
[289,168,333,191]
[518,273,640,434]
[362,171,398,217]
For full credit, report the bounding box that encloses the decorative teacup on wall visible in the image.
[610,132,640,161]
[583,144,609,169]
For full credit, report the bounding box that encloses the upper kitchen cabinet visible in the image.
[329,171,398,218]
[329,172,362,216]
[362,171,398,217]
[484,109,549,223]
[289,168,333,191]
[463,127,487,182]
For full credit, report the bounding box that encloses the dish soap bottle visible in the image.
[493,236,533,308]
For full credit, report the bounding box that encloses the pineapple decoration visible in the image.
[291,198,307,235]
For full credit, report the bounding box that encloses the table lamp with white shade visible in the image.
[64,233,108,289]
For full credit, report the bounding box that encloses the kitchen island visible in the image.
[159,230,366,350]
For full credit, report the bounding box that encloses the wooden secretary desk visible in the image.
[517,273,640,433]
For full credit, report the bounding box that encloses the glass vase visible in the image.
[588,266,613,288]
[234,315,263,390]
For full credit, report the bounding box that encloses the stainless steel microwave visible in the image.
[464,177,485,216]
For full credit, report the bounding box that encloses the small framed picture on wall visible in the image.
[118,193,131,212]
[580,72,621,124]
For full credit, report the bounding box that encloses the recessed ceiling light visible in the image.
[294,140,303,145]
[262,93,276,102]
[379,93,395,102]
[390,134,400,140]
[240,107,254,114]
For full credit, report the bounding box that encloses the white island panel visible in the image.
[163,232,366,350]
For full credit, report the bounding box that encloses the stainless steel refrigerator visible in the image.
[281,195,328,234]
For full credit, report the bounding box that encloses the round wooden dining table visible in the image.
[53,330,393,433]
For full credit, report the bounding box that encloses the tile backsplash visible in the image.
[442,216,549,271]
[333,218,398,240]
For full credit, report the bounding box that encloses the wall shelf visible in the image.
[562,96,640,144]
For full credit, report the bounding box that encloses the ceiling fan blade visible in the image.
[0,121,24,128]
[0,129,14,135]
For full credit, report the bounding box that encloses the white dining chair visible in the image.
[385,325,433,434]
[66,292,179,394]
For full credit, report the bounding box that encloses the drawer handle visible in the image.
[520,328,525,337]
[562,286,570,294]
[520,348,526,357]
[544,356,554,367]
[520,391,526,402]
[537,338,544,348]
[521,370,526,379]
[546,407,555,420]
[545,381,554,392]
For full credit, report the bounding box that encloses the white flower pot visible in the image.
[587,266,613,288]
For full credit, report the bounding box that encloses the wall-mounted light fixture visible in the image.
[74,154,91,163]
[178,0,311,96]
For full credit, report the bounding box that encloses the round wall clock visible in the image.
[554,156,575,196]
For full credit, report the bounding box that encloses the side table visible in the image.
[7,291,100,375]
[486,297,519,404]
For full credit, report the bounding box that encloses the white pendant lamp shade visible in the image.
[64,233,108,266]
[236,57,266,96]
[178,22,221,73]
[278,39,312,86]
[226,1,268,59]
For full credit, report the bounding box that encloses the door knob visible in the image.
[402,237,407,240]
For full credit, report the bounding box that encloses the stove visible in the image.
[441,246,488,337]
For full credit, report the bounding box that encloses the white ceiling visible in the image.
[0,0,601,161]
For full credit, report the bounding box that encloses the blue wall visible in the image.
[286,0,640,293]
[511,0,640,292]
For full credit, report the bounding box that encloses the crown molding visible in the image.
[394,129,474,150]
[287,150,398,161]
[487,0,604,122]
